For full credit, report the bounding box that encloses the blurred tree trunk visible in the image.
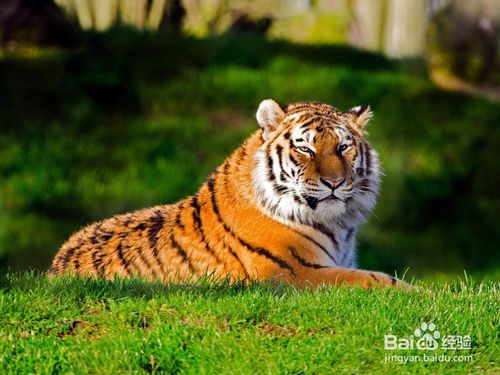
[147,0,168,29]
[92,0,117,31]
[348,0,386,51]
[120,0,147,29]
[54,0,175,31]
[349,0,427,58]
[384,0,427,57]
[72,0,92,29]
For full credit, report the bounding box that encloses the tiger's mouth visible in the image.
[304,194,341,209]
[322,194,341,202]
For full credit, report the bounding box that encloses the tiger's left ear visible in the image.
[347,104,373,132]
[256,99,286,141]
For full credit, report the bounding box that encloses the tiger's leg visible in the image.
[285,267,409,289]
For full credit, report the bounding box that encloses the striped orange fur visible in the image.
[49,100,407,288]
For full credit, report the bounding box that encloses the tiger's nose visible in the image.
[320,177,344,190]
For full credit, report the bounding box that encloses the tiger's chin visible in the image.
[302,196,350,223]
[304,193,346,209]
[302,190,378,226]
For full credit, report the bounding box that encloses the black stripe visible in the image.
[370,273,378,282]
[147,211,164,247]
[312,222,339,249]
[170,234,195,273]
[286,105,311,114]
[276,145,292,181]
[357,178,375,194]
[358,142,365,176]
[293,194,303,205]
[238,143,247,159]
[207,173,295,276]
[291,229,337,265]
[239,237,295,275]
[364,144,372,175]
[89,223,103,244]
[220,170,261,280]
[147,210,166,270]
[359,187,376,194]
[267,152,275,182]
[116,243,131,275]
[290,247,326,269]
[305,196,319,210]
[225,244,249,277]
[60,247,76,269]
[174,203,185,231]
[190,195,203,233]
[86,224,111,276]
[91,247,104,276]
[124,246,143,275]
[299,118,317,129]
[357,178,370,187]
[345,227,355,242]
[275,184,288,194]
[223,160,231,174]
[135,244,160,279]
[190,195,226,265]
[206,176,250,278]
[340,248,351,266]
[134,223,147,231]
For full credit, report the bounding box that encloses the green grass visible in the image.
[0,273,498,374]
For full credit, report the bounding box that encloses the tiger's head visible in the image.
[252,99,381,227]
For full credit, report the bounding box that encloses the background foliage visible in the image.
[0,28,499,277]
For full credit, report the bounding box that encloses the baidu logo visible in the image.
[384,322,471,351]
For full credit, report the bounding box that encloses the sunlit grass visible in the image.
[0,272,498,374]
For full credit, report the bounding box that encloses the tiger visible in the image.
[49,99,408,288]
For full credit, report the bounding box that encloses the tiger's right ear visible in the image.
[256,99,286,141]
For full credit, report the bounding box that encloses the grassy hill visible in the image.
[0,273,498,374]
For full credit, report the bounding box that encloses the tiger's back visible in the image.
[51,205,178,281]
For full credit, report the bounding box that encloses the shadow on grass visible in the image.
[0,271,295,301]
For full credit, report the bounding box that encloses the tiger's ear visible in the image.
[347,104,373,132]
[256,99,286,141]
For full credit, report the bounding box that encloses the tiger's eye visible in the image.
[298,146,314,156]
[338,144,348,152]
